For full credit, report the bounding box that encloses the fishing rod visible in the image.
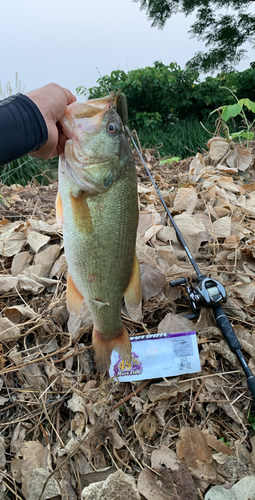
[116,92,255,401]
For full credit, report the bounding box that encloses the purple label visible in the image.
[113,351,143,377]
[130,331,196,342]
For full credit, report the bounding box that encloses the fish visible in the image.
[56,95,141,371]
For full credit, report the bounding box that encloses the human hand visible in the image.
[27,83,76,159]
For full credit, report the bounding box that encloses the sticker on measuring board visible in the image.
[109,331,201,382]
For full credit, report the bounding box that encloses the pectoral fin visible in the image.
[56,191,63,226]
[124,253,142,321]
[66,273,84,315]
[70,190,93,233]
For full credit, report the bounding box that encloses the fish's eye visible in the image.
[107,122,118,134]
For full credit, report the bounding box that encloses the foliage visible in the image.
[0,156,58,187]
[135,116,212,158]
[0,72,25,99]
[78,63,255,127]
[210,87,255,147]
[159,157,181,164]
[248,411,255,431]
[77,62,200,128]
[133,0,255,73]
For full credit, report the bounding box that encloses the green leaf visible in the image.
[239,98,255,113]
[240,131,254,140]
[222,103,242,122]
[159,157,181,165]
[231,131,254,140]
[248,411,255,430]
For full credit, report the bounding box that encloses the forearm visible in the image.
[0,93,48,167]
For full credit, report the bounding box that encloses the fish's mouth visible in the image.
[60,95,114,138]
[61,154,112,194]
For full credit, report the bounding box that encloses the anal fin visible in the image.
[66,273,84,315]
[124,252,142,322]
[93,325,131,372]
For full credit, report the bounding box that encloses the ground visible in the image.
[0,138,255,500]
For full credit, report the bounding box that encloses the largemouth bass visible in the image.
[56,95,141,371]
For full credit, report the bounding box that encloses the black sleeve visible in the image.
[0,93,48,167]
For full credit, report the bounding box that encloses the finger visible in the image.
[58,131,67,151]
[62,88,77,105]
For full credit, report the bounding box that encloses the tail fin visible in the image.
[92,325,131,372]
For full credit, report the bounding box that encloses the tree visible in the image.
[133,0,255,73]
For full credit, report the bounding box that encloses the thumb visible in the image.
[63,88,77,106]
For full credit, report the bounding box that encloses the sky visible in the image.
[0,0,253,100]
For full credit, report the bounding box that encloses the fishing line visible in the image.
[1,157,34,184]
[117,96,255,401]
[96,67,111,95]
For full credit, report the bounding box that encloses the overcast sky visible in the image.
[0,0,253,100]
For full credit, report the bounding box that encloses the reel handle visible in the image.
[170,278,187,287]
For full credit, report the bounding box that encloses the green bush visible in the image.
[135,116,212,158]
[77,62,255,126]
[77,62,200,127]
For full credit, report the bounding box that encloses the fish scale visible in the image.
[56,96,142,371]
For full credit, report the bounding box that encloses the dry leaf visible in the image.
[217,176,242,194]
[189,153,206,182]
[158,312,195,334]
[143,224,163,244]
[148,379,192,403]
[28,218,60,235]
[0,228,26,257]
[173,213,206,253]
[17,275,45,294]
[138,447,197,500]
[226,145,253,172]
[207,137,230,162]
[212,216,231,239]
[176,426,212,467]
[205,476,255,500]
[11,441,49,482]
[49,253,67,279]
[4,305,37,323]
[157,226,178,244]
[136,238,157,266]
[20,363,46,392]
[233,282,255,306]
[206,435,232,456]
[174,187,198,215]
[27,230,50,253]
[11,251,33,276]
[137,413,157,439]
[0,276,18,293]
[0,317,20,340]
[140,263,166,302]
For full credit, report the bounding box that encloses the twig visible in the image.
[0,336,72,375]
[3,480,23,500]
[190,380,205,413]
[113,447,132,470]
[38,411,104,500]
[111,379,150,410]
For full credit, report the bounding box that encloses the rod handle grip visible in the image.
[248,376,255,400]
[213,305,241,353]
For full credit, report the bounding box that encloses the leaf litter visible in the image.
[1,141,255,498]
